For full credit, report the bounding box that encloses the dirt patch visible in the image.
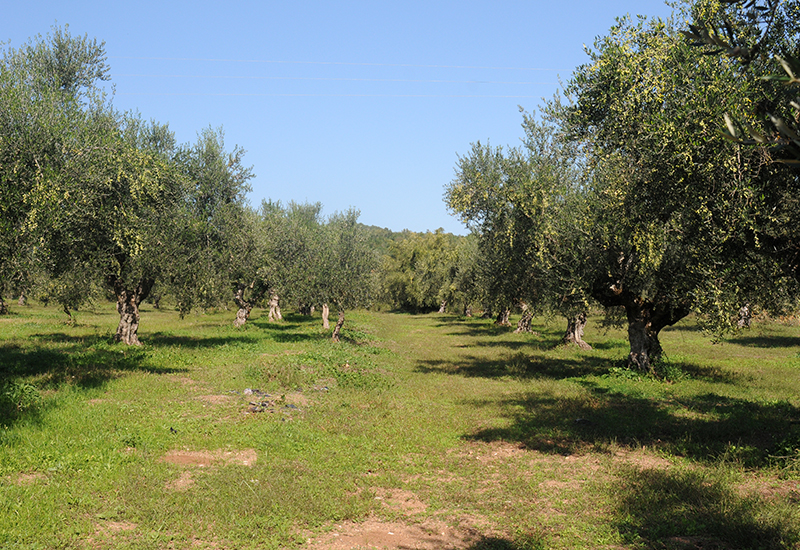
[307,517,487,550]
[160,448,258,468]
[457,440,527,463]
[197,394,235,405]
[612,449,673,470]
[12,472,47,486]
[285,392,309,407]
[372,487,427,515]
[171,376,202,387]
[737,475,800,502]
[103,521,137,533]
[166,470,196,492]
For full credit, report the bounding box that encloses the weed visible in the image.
[0,380,42,422]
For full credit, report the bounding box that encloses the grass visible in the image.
[1,305,799,549]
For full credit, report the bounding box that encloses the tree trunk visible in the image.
[268,293,282,322]
[233,281,269,328]
[438,300,447,313]
[233,285,252,328]
[623,300,688,372]
[322,303,330,329]
[737,302,751,329]
[332,310,345,342]
[515,305,534,333]
[17,291,25,306]
[463,303,472,317]
[110,276,153,346]
[562,312,591,350]
[0,295,7,315]
[63,304,73,324]
[495,308,510,326]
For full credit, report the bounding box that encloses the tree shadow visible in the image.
[463,384,800,467]
[726,334,800,348]
[462,535,547,550]
[613,465,798,549]
[146,333,261,348]
[415,352,609,380]
[0,332,188,429]
[250,314,326,343]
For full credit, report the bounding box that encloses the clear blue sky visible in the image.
[6,1,674,235]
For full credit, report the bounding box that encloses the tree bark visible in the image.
[592,273,691,372]
[438,300,447,313]
[268,292,282,322]
[495,308,511,326]
[233,285,252,328]
[233,281,268,328]
[322,303,330,329]
[0,295,7,315]
[515,304,534,333]
[17,291,25,307]
[737,302,751,329]
[623,300,688,372]
[332,310,345,342]
[109,276,154,346]
[561,312,591,350]
[63,304,73,324]
[463,303,472,317]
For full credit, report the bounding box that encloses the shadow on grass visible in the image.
[465,535,546,550]
[727,334,800,349]
[0,333,188,429]
[250,314,328,343]
[415,353,608,380]
[614,465,799,549]
[463,384,800,467]
[146,332,261,348]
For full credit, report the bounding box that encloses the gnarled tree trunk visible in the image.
[0,295,7,315]
[233,285,252,328]
[109,276,154,346]
[592,272,691,373]
[268,292,282,322]
[515,304,534,333]
[332,310,345,342]
[438,300,447,313]
[233,281,268,328]
[562,312,591,350]
[737,302,751,329]
[322,303,330,329]
[63,304,74,324]
[623,299,689,372]
[495,308,511,326]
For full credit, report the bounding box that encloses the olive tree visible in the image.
[561,11,796,370]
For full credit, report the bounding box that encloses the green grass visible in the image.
[1,305,799,549]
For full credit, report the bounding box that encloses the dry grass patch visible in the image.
[372,487,428,515]
[160,448,257,468]
[11,471,47,485]
[196,394,234,405]
[166,470,196,492]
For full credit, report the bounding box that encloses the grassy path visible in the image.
[1,306,799,549]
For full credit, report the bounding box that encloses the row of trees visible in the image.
[444,0,800,371]
[0,26,376,344]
